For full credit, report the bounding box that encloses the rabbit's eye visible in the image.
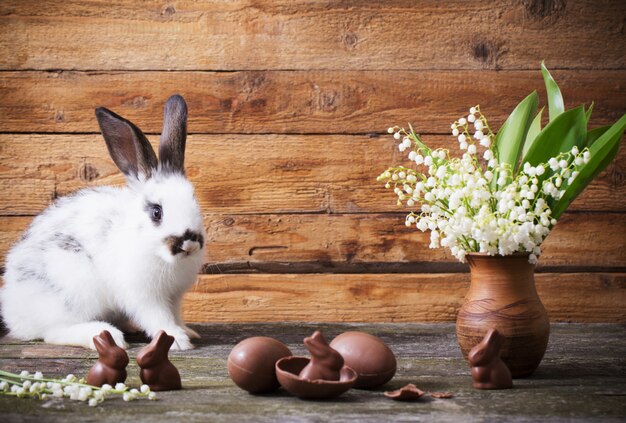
[148,203,163,224]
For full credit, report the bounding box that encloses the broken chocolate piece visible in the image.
[430,391,454,399]
[384,383,426,401]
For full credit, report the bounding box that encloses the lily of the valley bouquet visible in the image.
[378,63,625,264]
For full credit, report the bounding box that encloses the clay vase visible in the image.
[456,253,550,377]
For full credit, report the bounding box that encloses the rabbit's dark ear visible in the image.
[158,94,187,175]
[95,107,158,179]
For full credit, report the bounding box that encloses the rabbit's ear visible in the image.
[95,107,158,179]
[158,94,187,175]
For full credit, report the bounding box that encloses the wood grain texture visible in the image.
[181,273,626,323]
[0,134,623,216]
[1,70,624,133]
[1,0,624,71]
[1,324,626,421]
[1,1,625,324]
[2,212,625,272]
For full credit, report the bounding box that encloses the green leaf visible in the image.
[586,125,611,147]
[585,102,594,124]
[492,91,539,186]
[522,106,587,167]
[522,107,544,157]
[541,61,565,122]
[551,113,626,219]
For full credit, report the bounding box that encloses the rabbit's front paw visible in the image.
[171,334,193,350]
[84,324,128,350]
[156,327,193,350]
[183,325,201,340]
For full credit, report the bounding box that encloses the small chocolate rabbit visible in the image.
[86,330,129,387]
[299,331,344,381]
[136,330,182,391]
[468,328,513,390]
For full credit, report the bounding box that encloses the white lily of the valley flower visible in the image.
[379,108,593,264]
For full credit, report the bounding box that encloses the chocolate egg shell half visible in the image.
[329,331,397,389]
[276,356,357,400]
[227,336,292,394]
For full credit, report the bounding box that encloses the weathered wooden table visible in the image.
[1,323,624,422]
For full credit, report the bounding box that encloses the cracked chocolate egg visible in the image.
[227,336,292,394]
[275,331,358,400]
[329,331,397,389]
[276,356,357,400]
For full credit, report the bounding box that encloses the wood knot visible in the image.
[161,4,176,17]
[313,90,340,112]
[250,98,266,109]
[275,160,297,171]
[522,0,566,19]
[79,163,99,181]
[349,284,370,297]
[606,161,624,189]
[219,98,232,111]
[600,275,613,289]
[473,42,491,62]
[122,96,148,108]
[342,32,359,49]
[222,217,235,227]
[54,111,65,123]
[243,73,267,93]
[471,39,506,69]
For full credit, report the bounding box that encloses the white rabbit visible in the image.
[0,95,205,350]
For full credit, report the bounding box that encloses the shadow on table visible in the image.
[528,362,622,380]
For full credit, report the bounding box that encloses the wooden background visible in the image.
[0,0,624,323]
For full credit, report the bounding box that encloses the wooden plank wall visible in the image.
[0,0,625,322]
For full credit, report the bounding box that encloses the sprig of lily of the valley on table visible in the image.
[0,369,156,406]
[378,62,626,263]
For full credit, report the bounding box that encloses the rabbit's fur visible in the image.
[0,95,205,350]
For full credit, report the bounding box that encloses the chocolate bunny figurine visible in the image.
[299,331,343,381]
[86,330,129,386]
[468,328,513,389]
[137,330,182,391]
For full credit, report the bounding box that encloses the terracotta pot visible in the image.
[456,253,550,377]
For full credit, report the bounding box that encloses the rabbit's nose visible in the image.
[180,239,199,254]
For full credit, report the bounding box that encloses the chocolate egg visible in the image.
[227,336,292,394]
[329,331,397,389]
